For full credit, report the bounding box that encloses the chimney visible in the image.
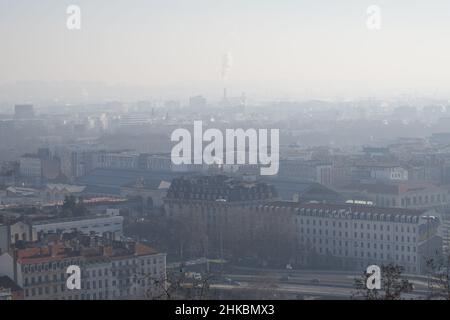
[223,88,227,100]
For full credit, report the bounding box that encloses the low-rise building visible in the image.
[5,212,124,249]
[30,212,124,241]
[339,181,449,210]
[44,184,86,202]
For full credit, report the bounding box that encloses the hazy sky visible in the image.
[1,0,450,99]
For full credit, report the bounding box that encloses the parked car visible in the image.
[185,272,202,281]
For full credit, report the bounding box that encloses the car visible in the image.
[224,277,240,286]
[310,278,320,284]
[185,272,202,281]
[280,275,291,281]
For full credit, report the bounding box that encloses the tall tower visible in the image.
[221,52,233,107]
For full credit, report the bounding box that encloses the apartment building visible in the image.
[0,236,166,300]
[260,202,442,274]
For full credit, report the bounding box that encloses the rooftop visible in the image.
[30,213,123,226]
[266,201,427,216]
[46,184,86,193]
[15,237,159,265]
[167,175,278,202]
[341,181,446,195]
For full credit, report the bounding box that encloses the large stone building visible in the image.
[257,202,442,274]
[164,175,278,218]
[0,235,166,300]
[163,175,280,259]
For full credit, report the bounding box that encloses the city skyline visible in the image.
[2,0,450,100]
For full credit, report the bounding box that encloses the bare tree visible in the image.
[131,265,213,300]
[426,255,450,300]
[352,264,413,300]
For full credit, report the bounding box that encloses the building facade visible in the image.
[259,202,442,274]
[0,238,166,300]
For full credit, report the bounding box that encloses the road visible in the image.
[170,260,432,299]
[213,267,431,299]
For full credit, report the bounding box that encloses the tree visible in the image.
[62,195,76,213]
[426,255,450,300]
[61,195,88,217]
[130,265,213,300]
[353,264,413,300]
[73,196,88,216]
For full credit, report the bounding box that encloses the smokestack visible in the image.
[240,92,246,107]
[221,52,233,80]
